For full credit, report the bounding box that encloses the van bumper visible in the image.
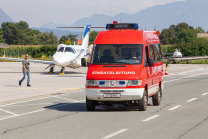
[86,88,145,101]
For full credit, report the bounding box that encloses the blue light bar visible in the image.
[106,23,138,30]
[119,81,125,85]
[99,81,105,85]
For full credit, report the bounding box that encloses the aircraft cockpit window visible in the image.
[65,47,75,54]
[57,47,64,52]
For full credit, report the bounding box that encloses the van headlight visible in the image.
[127,80,142,86]
[86,80,98,86]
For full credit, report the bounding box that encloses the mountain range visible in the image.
[0,8,14,24]
[1,0,208,38]
[31,27,83,38]
[70,0,208,32]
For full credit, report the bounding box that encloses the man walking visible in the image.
[19,54,31,87]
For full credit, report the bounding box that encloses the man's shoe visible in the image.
[27,85,31,87]
[19,81,21,86]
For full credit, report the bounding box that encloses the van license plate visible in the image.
[103,93,121,98]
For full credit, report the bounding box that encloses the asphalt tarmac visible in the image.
[0,62,208,139]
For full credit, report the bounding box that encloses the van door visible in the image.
[144,46,151,92]
[153,43,163,89]
[148,44,157,96]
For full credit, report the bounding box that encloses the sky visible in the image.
[0,0,185,28]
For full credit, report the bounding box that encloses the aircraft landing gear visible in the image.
[48,65,55,73]
[59,67,65,75]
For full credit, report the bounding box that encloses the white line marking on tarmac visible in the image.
[3,103,56,108]
[142,115,160,121]
[52,96,80,102]
[163,67,206,76]
[102,129,128,139]
[168,105,181,110]
[164,72,208,83]
[0,100,83,121]
[186,98,197,102]
[59,91,82,96]
[0,115,12,118]
[0,109,19,116]
[0,90,84,108]
[177,68,205,75]
[202,93,208,96]
[0,96,56,107]
[0,109,45,121]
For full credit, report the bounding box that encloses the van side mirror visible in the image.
[81,58,88,67]
[148,58,155,67]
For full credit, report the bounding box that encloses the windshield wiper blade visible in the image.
[109,62,130,64]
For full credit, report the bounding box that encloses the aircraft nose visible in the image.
[52,55,62,65]
[52,53,73,65]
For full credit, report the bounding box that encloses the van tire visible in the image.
[86,97,95,111]
[152,86,161,106]
[138,90,147,111]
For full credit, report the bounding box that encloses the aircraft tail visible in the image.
[81,25,91,48]
[56,25,105,48]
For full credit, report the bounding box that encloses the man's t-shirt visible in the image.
[22,60,30,72]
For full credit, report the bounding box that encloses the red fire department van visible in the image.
[82,22,163,111]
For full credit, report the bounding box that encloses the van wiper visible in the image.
[109,62,130,64]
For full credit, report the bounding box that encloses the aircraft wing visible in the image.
[162,53,173,55]
[0,57,54,64]
[163,56,208,61]
[57,27,105,28]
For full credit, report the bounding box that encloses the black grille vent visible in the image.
[100,90,124,92]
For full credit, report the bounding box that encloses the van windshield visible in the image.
[91,44,143,64]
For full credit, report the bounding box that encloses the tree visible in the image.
[67,34,78,44]
[175,23,191,35]
[159,23,196,45]
[159,29,170,44]
[89,31,99,45]
[59,36,68,44]
[65,40,72,45]
[48,31,58,44]
[2,22,18,44]
[195,27,205,33]
[38,31,58,45]
[0,28,5,43]
[175,29,197,43]
[159,25,177,45]
[1,21,58,45]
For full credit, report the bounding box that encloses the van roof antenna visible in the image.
[138,18,139,29]
[142,17,143,30]
[110,11,112,22]
[145,16,146,30]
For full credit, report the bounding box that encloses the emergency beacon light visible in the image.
[106,23,139,30]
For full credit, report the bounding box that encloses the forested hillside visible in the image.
[1,21,58,45]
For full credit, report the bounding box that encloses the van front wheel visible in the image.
[138,90,148,111]
[86,97,95,111]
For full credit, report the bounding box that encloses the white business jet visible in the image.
[0,25,104,75]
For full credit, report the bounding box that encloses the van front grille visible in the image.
[100,90,124,93]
